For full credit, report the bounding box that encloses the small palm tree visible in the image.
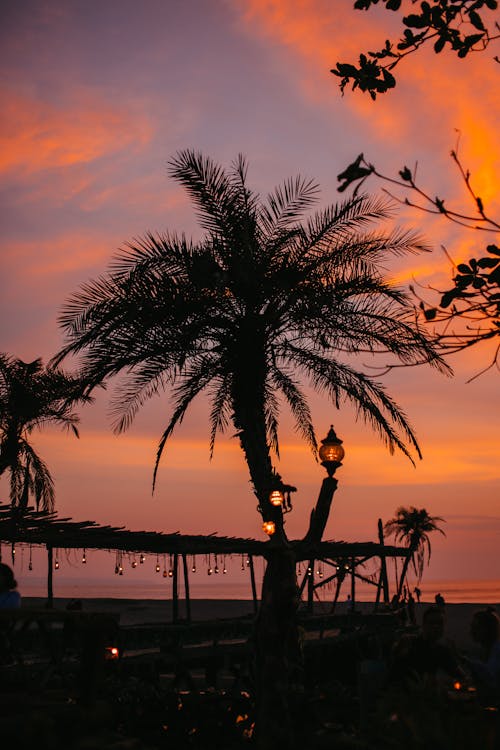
[385,506,446,599]
[0,354,88,511]
[53,151,447,747]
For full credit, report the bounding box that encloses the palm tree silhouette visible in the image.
[0,354,88,511]
[385,505,446,600]
[53,150,447,746]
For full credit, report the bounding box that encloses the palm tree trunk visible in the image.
[232,383,299,748]
[396,546,414,601]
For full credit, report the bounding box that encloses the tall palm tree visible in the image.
[384,505,446,599]
[0,354,88,511]
[53,150,447,746]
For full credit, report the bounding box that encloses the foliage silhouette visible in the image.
[337,147,500,376]
[0,354,89,511]
[332,0,499,99]
[384,505,446,598]
[54,150,447,512]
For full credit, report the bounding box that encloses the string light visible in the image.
[28,545,33,571]
[55,558,59,570]
[155,554,160,573]
[139,553,145,564]
[191,555,196,573]
[223,556,227,574]
[82,549,87,564]
[214,554,219,574]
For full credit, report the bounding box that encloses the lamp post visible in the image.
[304,425,344,545]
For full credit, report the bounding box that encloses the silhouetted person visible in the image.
[389,606,463,687]
[0,563,20,609]
[435,592,445,609]
[0,563,21,664]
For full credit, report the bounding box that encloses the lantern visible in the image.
[269,489,284,506]
[262,520,276,536]
[318,425,345,477]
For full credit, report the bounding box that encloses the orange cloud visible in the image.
[0,87,153,175]
[239,1,500,181]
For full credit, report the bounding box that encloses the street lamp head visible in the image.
[318,425,344,477]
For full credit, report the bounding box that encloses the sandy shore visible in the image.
[21,597,499,654]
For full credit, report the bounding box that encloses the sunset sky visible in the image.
[1,0,499,588]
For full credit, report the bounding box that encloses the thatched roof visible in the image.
[0,503,407,559]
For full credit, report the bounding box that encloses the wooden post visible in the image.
[249,554,258,613]
[377,518,390,605]
[182,553,191,623]
[307,559,315,613]
[172,553,179,623]
[47,544,53,608]
[350,555,355,612]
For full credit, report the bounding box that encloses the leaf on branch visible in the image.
[469,10,485,32]
[399,166,413,182]
[403,14,429,29]
[486,244,500,256]
[423,307,437,320]
[440,289,461,308]
[337,154,374,192]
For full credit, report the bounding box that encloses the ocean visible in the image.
[7,544,500,604]
[16,575,500,604]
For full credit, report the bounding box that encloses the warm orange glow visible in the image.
[104,646,120,660]
[453,680,462,691]
[262,520,276,536]
[269,489,284,506]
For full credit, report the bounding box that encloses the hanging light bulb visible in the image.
[214,555,219,574]
[139,553,145,564]
[155,563,160,573]
[132,560,137,569]
[223,557,227,574]
[269,489,284,507]
[168,568,173,577]
[28,546,33,571]
[55,559,59,570]
[82,549,87,564]
[163,569,168,578]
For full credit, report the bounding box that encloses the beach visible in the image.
[21,596,499,654]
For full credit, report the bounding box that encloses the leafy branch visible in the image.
[337,147,500,376]
[332,0,499,99]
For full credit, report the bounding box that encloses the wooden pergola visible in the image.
[0,503,408,621]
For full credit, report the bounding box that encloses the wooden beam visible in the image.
[47,544,53,608]
[182,553,191,623]
[172,553,179,624]
[249,554,258,613]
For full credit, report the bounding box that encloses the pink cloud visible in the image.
[0,86,153,175]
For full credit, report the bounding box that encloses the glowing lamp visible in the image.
[262,520,276,536]
[104,646,120,660]
[453,681,462,691]
[318,425,345,477]
[269,489,284,507]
